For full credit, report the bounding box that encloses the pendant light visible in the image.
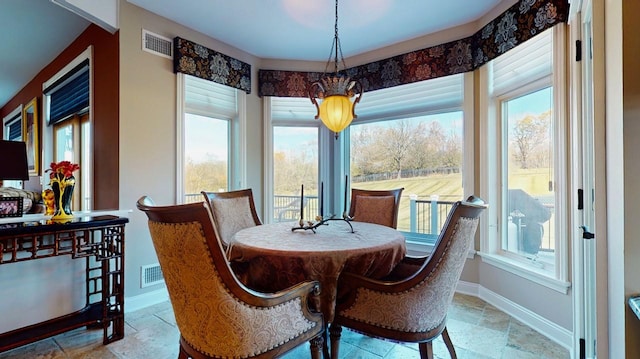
[309,0,363,139]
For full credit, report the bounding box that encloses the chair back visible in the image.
[349,188,404,228]
[338,196,486,334]
[403,196,486,331]
[201,189,261,247]
[136,196,322,358]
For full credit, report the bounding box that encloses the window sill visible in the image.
[478,252,571,294]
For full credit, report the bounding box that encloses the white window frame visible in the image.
[263,96,326,223]
[176,73,247,204]
[478,26,571,293]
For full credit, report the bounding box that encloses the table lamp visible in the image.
[0,140,29,182]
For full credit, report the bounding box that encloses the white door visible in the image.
[571,1,597,358]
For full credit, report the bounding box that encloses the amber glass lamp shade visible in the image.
[309,76,362,138]
[318,95,354,133]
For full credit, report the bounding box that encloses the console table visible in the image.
[0,214,128,353]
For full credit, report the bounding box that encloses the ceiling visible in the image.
[0,0,90,110]
[1,0,508,109]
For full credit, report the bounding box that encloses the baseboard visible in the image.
[456,280,480,296]
[125,287,169,314]
[456,281,573,356]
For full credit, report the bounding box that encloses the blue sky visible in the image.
[506,87,553,125]
[184,114,228,163]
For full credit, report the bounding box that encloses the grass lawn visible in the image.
[351,169,552,232]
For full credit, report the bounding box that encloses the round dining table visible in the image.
[227,220,406,323]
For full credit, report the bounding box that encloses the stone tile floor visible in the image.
[0,293,569,359]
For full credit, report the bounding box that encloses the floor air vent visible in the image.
[142,29,172,59]
[141,263,164,288]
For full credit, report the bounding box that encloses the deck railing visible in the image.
[185,193,554,252]
[273,195,319,222]
[409,196,456,235]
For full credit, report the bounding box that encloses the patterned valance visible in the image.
[259,0,569,97]
[174,37,251,94]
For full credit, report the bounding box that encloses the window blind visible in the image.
[271,97,317,122]
[185,74,238,120]
[356,74,463,121]
[492,28,552,96]
[6,116,21,141]
[44,59,90,125]
[271,73,463,123]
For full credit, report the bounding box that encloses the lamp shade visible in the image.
[318,95,354,133]
[0,140,29,180]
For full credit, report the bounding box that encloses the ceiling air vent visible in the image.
[142,29,172,59]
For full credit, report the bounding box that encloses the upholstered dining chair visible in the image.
[330,196,487,359]
[201,189,261,247]
[136,197,325,359]
[348,188,404,228]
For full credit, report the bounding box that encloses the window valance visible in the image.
[258,0,569,98]
[174,37,252,94]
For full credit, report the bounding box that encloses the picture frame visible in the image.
[0,197,24,218]
[22,97,39,176]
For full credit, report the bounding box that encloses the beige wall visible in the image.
[118,0,262,298]
[480,263,573,329]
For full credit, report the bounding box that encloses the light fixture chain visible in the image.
[334,0,339,73]
[309,0,363,139]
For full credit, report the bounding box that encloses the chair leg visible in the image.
[178,346,189,359]
[322,328,329,359]
[441,327,457,359]
[329,324,342,359]
[418,342,434,359]
[309,334,324,359]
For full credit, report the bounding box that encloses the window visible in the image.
[52,114,90,210]
[3,106,22,141]
[266,97,321,223]
[42,48,92,211]
[265,74,469,245]
[480,26,569,290]
[2,106,24,188]
[502,88,554,258]
[347,74,467,248]
[264,75,471,242]
[178,74,246,204]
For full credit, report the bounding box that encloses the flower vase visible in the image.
[51,175,75,220]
